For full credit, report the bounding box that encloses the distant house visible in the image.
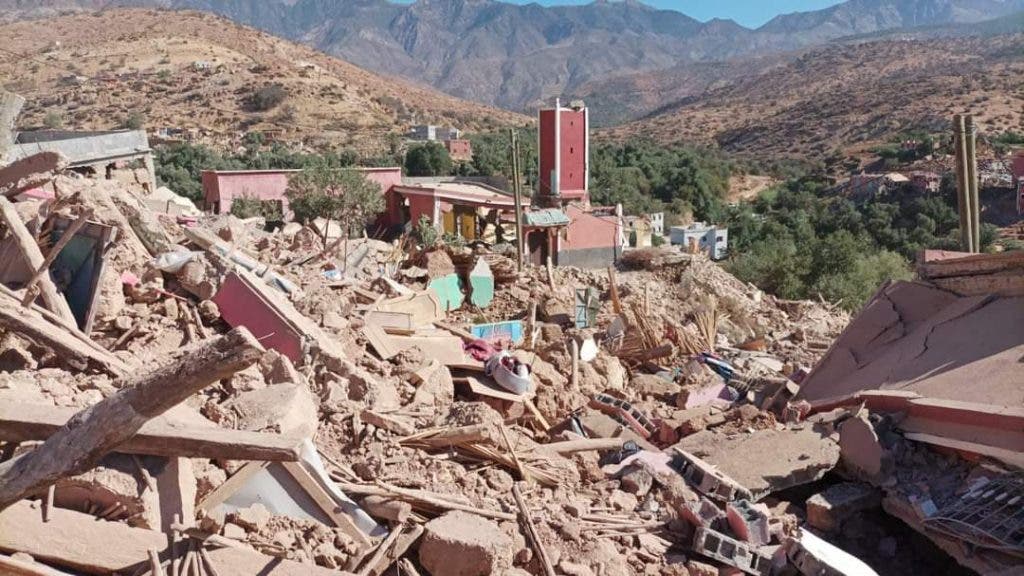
[648,212,664,236]
[409,125,460,142]
[623,215,653,248]
[201,167,403,219]
[836,172,909,202]
[1012,152,1024,215]
[909,171,941,194]
[443,139,473,161]
[670,222,728,260]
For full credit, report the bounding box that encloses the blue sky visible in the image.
[473,0,846,28]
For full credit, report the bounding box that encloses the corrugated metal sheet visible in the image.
[524,208,570,227]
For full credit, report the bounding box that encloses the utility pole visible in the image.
[509,128,525,270]
[965,115,981,252]
[952,115,974,252]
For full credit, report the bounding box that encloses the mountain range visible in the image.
[3,0,1023,112]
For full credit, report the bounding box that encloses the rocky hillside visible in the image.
[0,9,528,154]
[597,33,1024,160]
[2,0,1022,112]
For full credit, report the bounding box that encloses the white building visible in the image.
[669,222,728,260]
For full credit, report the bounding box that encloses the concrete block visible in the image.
[692,527,772,576]
[805,483,881,532]
[419,511,512,576]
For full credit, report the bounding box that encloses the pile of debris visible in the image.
[0,145,1020,576]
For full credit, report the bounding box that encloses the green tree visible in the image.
[248,84,287,111]
[286,165,385,245]
[405,142,452,176]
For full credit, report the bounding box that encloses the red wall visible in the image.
[406,195,436,227]
[444,139,473,161]
[203,171,292,214]
[562,204,618,250]
[537,108,587,200]
[559,109,586,197]
[538,109,557,197]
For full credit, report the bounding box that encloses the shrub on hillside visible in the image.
[248,84,287,111]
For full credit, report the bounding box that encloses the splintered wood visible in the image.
[399,424,561,487]
[613,301,672,362]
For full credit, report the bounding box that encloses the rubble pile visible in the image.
[0,156,1020,576]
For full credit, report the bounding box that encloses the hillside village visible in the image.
[0,2,1023,576]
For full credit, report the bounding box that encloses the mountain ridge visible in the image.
[2,0,1021,111]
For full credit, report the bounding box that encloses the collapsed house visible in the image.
[0,89,1021,575]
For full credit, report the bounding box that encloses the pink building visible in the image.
[537,99,588,206]
[202,167,403,220]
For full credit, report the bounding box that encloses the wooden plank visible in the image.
[281,461,372,547]
[460,376,534,402]
[195,462,269,513]
[0,500,349,575]
[364,310,414,331]
[363,324,401,360]
[0,328,264,511]
[0,289,127,376]
[0,197,77,326]
[20,208,93,309]
[373,291,443,327]
[0,553,76,575]
[0,402,302,462]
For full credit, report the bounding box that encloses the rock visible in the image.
[227,503,271,532]
[114,316,134,331]
[609,489,638,512]
[163,297,179,319]
[221,383,318,436]
[196,508,225,533]
[805,482,880,532]
[620,466,654,496]
[222,522,247,540]
[686,561,718,576]
[419,511,513,576]
[198,300,220,322]
[560,560,596,576]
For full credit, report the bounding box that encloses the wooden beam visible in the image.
[281,461,371,546]
[608,266,622,315]
[0,402,302,462]
[0,500,349,575]
[0,288,127,376]
[0,553,76,576]
[0,197,77,326]
[512,483,555,576]
[195,462,269,513]
[20,208,93,309]
[0,328,264,511]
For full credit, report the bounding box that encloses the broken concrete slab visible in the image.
[805,482,881,533]
[418,511,513,576]
[672,425,840,500]
[221,383,319,437]
[0,151,67,198]
[837,413,891,483]
[798,280,1024,407]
